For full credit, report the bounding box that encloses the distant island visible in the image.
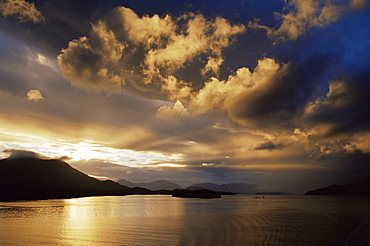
[305,178,370,196]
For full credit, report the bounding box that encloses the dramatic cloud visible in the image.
[139,13,245,83]
[250,0,347,41]
[58,7,245,95]
[0,0,45,23]
[58,21,126,92]
[297,68,370,154]
[1,0,369,192]
[191,58,292,125]
[26,89,44,102]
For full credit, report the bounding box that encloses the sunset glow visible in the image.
[0,0,369,193]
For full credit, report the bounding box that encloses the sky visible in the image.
[0,0,369,193]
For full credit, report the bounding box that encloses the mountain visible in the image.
[0,157,155,201]
[187,182,257,194]
[118,179,182,190]
[304,178,370,196]
[0,157,125,190]
[117,179,135,187]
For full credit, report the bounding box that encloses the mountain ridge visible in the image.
[304,178,370,196]
[0,157,162,201]
[0,157,126,191]
[186,182,257,194]
[0,156,249,201]
[118,179,182,191]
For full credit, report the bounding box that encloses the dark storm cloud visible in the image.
[301,67,370,139]
[279,6,370,143]
[253,141,285,151]
[227,58,324,131]
[226,1,370,143]
[241,0,369,135]
[230,69,292,125]
[313,151,370,184]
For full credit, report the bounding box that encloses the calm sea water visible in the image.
[0,195,369,245]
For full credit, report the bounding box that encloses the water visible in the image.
[0,195,369,245]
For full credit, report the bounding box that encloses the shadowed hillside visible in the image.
[0,157,156,201]
[305,178,370,196]
[0,157,125,190]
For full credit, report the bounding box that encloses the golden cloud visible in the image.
[156,100,190,120]
[0,0,45,23]
[58,7,245,94]
[58,21,125,92]
[140,14,245,82]
[190,58,289,117]
[155,57,291,128]
[249,0,346,41]
[117,7,176,44]
[26,89,44,102]
[0,108,156,152]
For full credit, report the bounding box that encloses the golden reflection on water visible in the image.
[0,195,369,245]
[60,198,101,245]
[59,196,188,245]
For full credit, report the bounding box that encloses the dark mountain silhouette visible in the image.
[118,179,182,190]
[0,157,157,201]
[304,178,370,196]
[0,157,125,190]
[0,156,237,201]
[187,182,257,194]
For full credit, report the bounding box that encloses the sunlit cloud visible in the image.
[153,163,187,168]
[249,0,349,41]
[0,129,184,169]
[26,89,44,102]
[0,0,45,23]
[58,7,245,95]
[156,100,190,120]
[58,23,125,92]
